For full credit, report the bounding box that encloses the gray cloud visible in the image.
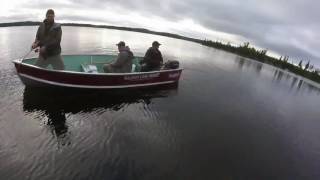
[0,13,37,23]
[5,0,320,66]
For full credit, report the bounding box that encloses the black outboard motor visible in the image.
[163,60,180,70]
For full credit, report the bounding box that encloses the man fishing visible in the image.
[31,9,64,70]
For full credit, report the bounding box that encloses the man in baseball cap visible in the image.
[103,41,134,73]
[140,41,163,71]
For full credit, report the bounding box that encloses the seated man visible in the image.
[103,41,134,73]
[140,41,163,72]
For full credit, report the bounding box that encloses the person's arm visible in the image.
[32,26,41,49]
[141,48,152,64]
[159,51,163,64]
[36,26,41,41]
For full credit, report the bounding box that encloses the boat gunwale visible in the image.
[18,73,177,89]
[12,54,184,76]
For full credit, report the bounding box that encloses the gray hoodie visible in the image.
[111,46,134,73]
[36,20,62,56]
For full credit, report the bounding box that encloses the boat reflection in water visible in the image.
[22,83,179,146]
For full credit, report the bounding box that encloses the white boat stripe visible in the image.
[12,59,183,76]
[19,73,177,89]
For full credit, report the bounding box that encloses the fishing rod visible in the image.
[19,48,33,62]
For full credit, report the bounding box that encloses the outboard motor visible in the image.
[163,60,180,70]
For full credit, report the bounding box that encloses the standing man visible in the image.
[140,41,163,72]
[32,9,64,70]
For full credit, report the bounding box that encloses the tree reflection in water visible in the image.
[235,56,320,94]
[22,84,178,146]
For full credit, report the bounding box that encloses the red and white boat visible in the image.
[12,54,183,89]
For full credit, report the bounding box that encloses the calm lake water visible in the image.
[0,26,320,180]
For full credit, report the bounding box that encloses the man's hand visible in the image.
[31,41,39,49]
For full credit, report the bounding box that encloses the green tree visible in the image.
[304,61,310,70]
[298,60,303,69]
[243,42,250,48]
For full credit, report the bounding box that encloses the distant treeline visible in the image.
[201,41,320,83]
[1,21,319,83]
[0,21,202,43]
[0,21,40,27]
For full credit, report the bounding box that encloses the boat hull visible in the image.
[13,60,183,89]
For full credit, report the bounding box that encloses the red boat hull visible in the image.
[13,61,183,89]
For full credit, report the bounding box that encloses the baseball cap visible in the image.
[152,41,161,46]
[116,41,125,47]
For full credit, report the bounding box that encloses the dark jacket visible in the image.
[36,20,62,56]
[142,47,163,68]
[111,46,134,73]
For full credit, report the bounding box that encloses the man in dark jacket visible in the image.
[140,41,163,71]
[31,9,64,70]
[103,41,134,73]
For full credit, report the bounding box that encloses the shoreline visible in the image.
[1,21,319,84]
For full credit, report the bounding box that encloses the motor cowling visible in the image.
[163,60,180,69]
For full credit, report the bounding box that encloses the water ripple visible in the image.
[1,27,320,180]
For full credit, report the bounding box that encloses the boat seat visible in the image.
[131,64,136,72]
[81,64,98,73]
[81,64,136,73]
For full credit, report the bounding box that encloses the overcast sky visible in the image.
[1,0,319,66]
